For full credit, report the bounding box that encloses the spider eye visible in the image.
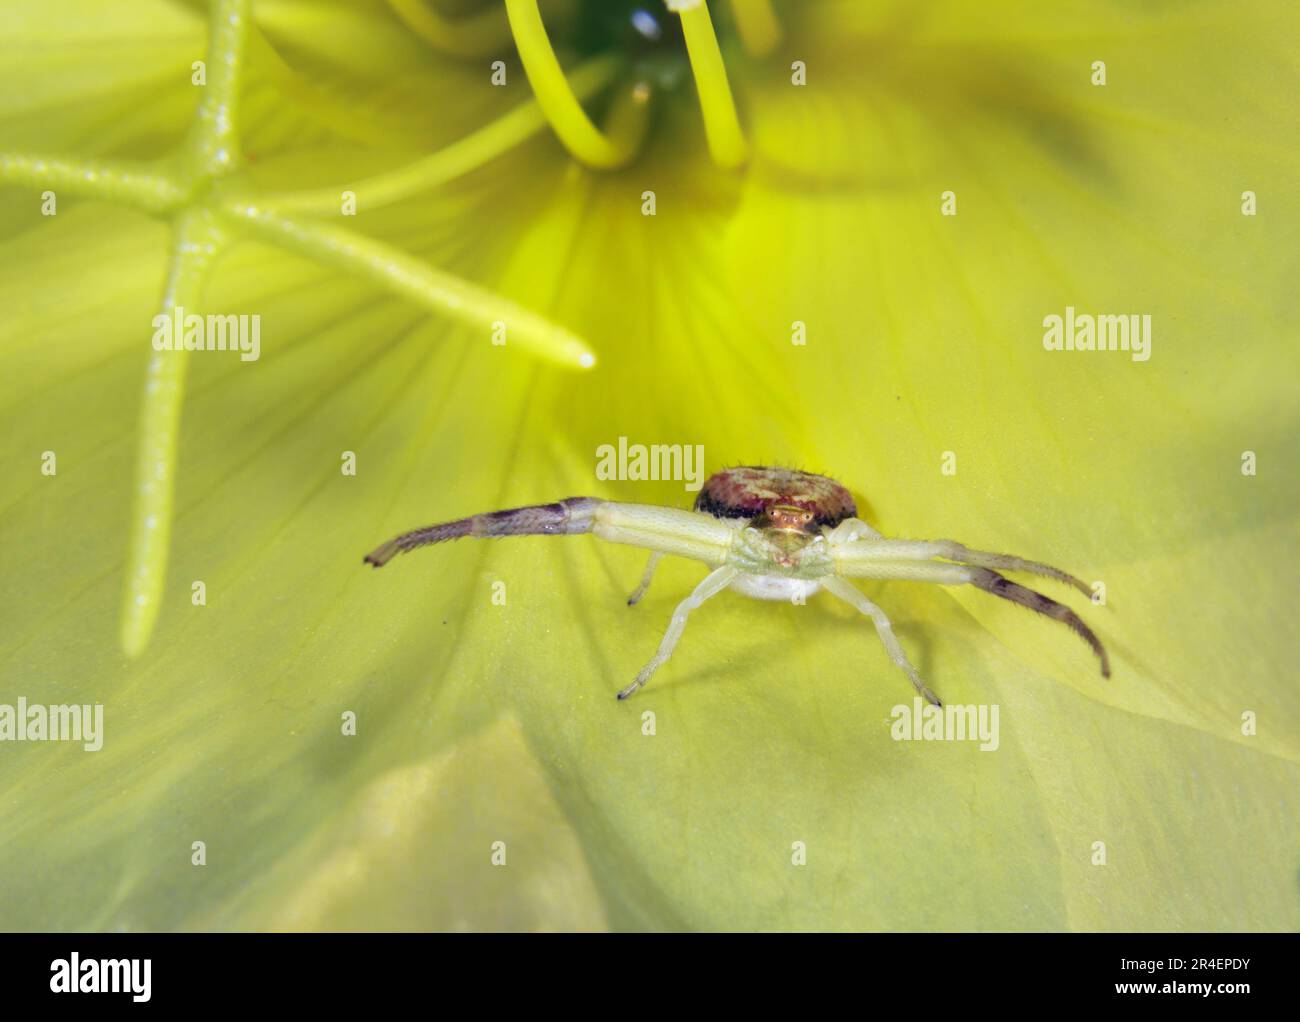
[766,505,817,532]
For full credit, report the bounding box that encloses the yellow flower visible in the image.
[0,0,1296,930]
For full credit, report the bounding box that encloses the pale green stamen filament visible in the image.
[386,0,512,57]
[728,0,781,59]
[669,0,749,168]
[504,0,651,169]
[0,153,187,212]
[259,57,622,216]
[120,209,227,657]
[221,202,596,369]
[184,0,249,178]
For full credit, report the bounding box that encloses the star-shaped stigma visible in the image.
[0,0,604,657]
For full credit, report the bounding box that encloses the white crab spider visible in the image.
[365,466,1109,705]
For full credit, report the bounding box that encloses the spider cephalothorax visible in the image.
[365,466,1109,705]
[694,466,849,579]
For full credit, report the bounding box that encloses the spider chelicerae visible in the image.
[365,466,1109,705]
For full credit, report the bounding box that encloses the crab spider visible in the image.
[364,466,1109,705]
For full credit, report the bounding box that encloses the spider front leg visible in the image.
[366,499,736,567]
[617,565,739,700]
[829,525,1110,677]
[822,577,942,706]
[828,519,1093,597]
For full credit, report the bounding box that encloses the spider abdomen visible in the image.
[694,466,856,531]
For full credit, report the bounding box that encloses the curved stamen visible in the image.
[668,0,749,168]
[728,0,781,58]
[258,57,622,216]
[504,0,650,169]
[386,0,512,57]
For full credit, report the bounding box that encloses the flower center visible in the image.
[503,0,755,169]
[569,3,692,92]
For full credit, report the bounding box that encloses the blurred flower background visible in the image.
[0,0,1297,931]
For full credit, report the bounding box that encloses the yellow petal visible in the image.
[1,0,1296,933]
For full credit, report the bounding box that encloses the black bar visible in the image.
[0,932,1291,1010]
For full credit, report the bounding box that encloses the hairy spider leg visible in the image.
[967,567,1111,677]
[364,496,604,566]
[828,523,1092,598]
[617,566,739,700]
[365,499,735,568]
[939,541,1093,597]
[830,538,1110,678]
[821,576,942,706]
[627,551,665,605]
